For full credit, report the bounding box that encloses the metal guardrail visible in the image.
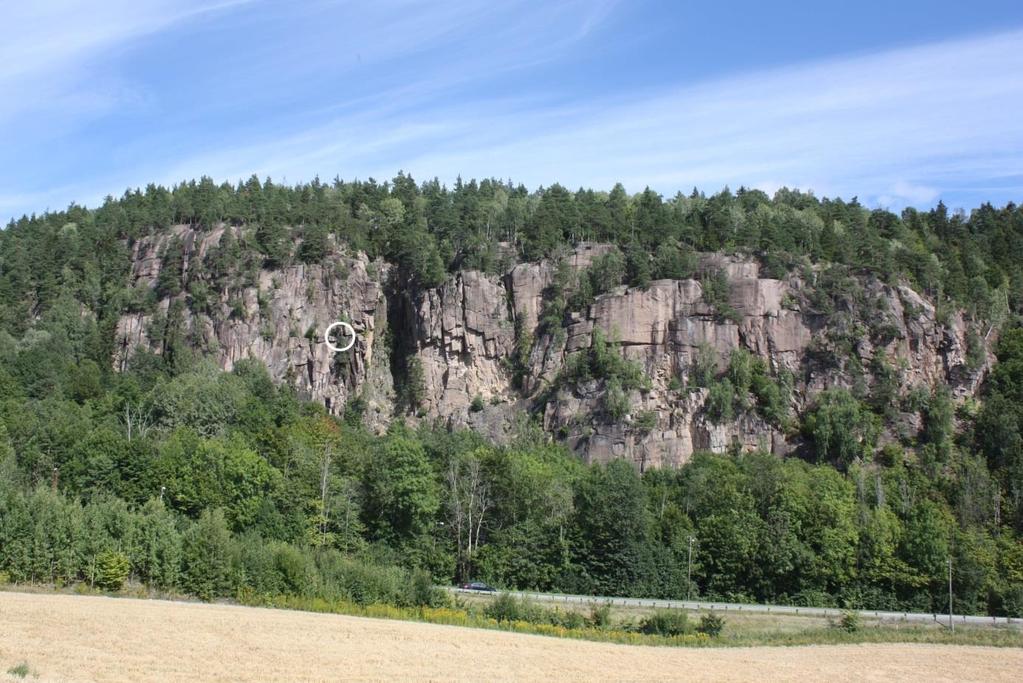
[446,587,1022,627]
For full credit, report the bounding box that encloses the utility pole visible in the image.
[948,556,954,633]
[687,536,695,602]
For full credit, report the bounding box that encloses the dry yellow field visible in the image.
[1,591,1021,682]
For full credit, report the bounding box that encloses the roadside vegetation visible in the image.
[1,175,1022,642]
[1,338,1022,619]
[205,591,1023,648]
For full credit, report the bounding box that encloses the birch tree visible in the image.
[446,450,492,583]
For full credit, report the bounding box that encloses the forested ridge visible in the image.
[0,174,1022,617]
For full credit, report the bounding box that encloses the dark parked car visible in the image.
[459,581,496,592]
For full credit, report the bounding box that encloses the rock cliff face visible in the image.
[115,228,989,468]
[409,270,516,416]
[534,255,982,468]
[115,226,395,429]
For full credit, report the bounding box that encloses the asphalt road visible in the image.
[448,587,1022,627]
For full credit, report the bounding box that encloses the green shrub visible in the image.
[705,379,734,424]
[552,609,586,629]
[839,610,860,632]
[6,662,31,679]
[481,594,582,628]
[727,348,755,396]
[699,268,741,323]
[791,589,833,608]
[569,251,628,311]
[410,568,445,607]
[94,550,130,592]
[562,329,647,391]
[589,603,612,629]
[639,609,690,636]
[470,395,485,412]
[690,343,718,388]
[538,260,571,338]
[696,612,725,637]
[508,315,534,389]
[603,378,630,420]
[485,592,527,622]
[965,327,986,371]
[313,552,410,606]
[272,543,317,596]
[633,410,657,434]
[751,370,790,425]
[398,356,427,412]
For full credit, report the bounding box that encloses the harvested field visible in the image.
[1,591,1020,682]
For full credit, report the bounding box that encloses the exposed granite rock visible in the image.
[115,233,990,468]
[531,252,987,468]
[115,226,395,431]
[411,270,516,416]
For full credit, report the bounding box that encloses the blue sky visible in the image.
[3,0,1023,222]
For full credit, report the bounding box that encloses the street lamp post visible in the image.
[687,536,695,602]
[948,556,954,633]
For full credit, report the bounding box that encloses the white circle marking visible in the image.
[324,321,356,352]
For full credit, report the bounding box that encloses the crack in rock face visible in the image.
[115,233,990,468]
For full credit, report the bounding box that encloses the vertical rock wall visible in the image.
[115,232,988,468]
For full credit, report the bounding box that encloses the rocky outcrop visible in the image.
[114,231,990,468]
[115,225,395,430]
[533,254,986,469]
[411,270,516,415]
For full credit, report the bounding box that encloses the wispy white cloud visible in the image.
[2,0,624,216]
[154,27,1023,209]
[0,1,247,81]
[4,4,1021,220]
[0,0,257,163]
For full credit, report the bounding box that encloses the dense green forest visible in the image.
[2,174,1021,324]
[0,175,1021,616]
